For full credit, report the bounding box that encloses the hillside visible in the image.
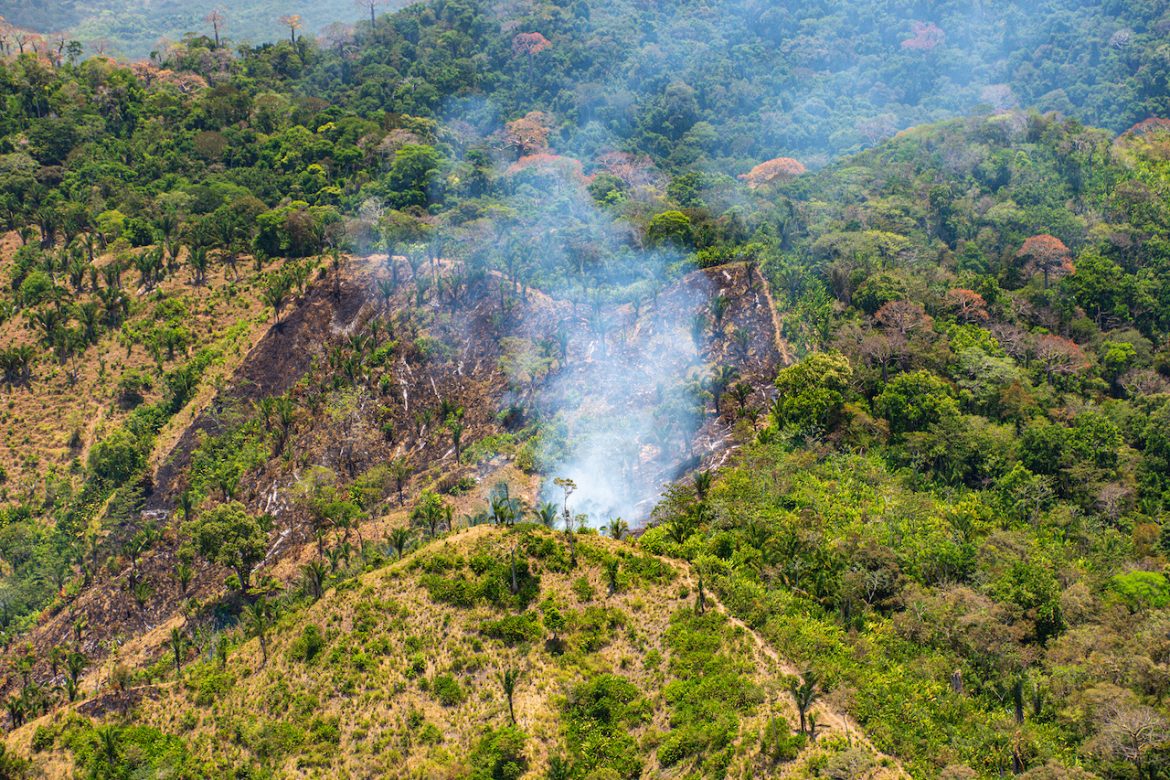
[0,0,410,59]
[5,525,904,778]
[3,0,1170,778]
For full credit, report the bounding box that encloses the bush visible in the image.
[563,674,646,778]
[820,747,876,779]
[1109,570,1170,611]
[469,725,528,780]
[760,717,804,763]
[431,673,466,706]
[772,353,853,432]
[481,611,542,646]
[289,624,325,663]
[87,427,145,485]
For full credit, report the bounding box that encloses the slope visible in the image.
[7,524,904,780]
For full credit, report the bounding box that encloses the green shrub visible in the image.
[760,717,804,763]
[422,573,480,607]
[481,611,542,646]
[289,624,326,663]
[572,577,596,602]
[432,673,466,706]
[469,725,528,780]
[563,674,646,778]
[1109,570,1170,611]
[87,427,144,485]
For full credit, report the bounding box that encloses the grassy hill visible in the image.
[6,524,901,779]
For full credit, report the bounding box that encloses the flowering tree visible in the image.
[505,111,553,155]
[1017,234,1074,288]
[945,289,989,323]
[512,32,551,57]
[1121,118,1170,138]
[1034,334,1088,382]
[205,9,226,47]
[901,21,945,52]
[597,151,658,187]
[506,153,586,183]
[278,14,302,43]
[739,157,806,188]
[875,300,933,336]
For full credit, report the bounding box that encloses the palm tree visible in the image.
[605,518,628,540]
[131,579,153,612]
[693,471,713,502]
[729,382,752,414]
[261,274,291,323]
[48,646,65,679]
[168,627,186,678]
[789,670,820,736]
[63,676,80,704]
[499,667,520,724]
[5,696,25,729]
[96,725,120,770]
[534,502,558,528]
[387,527,412,560]
[389,458,411,505]
[329,247,345,299]
[490,482,520,526]
[301,560,328,600]
[707,365,739,415]
[175,562,193,595]
[446,413,466,461]
[242,597,275,668]
[605,559,620,596]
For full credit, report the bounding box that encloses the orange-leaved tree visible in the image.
[739,157,806,188]
[1017,234,1074,289]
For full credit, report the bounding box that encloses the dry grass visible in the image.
[0,237,276,493]
[11,526,905,779]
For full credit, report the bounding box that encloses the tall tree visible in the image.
[499,667,520,724]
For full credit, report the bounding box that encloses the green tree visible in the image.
[411,490,447,537]
[301,559,328,599]
[87,428,144,485]
[470,724,528,780]
[789,670,821,736]
[499,667,520,724]
[874,370,959,434]
[185,502,270,594]
[168,627,186,678]
[646,210,694,247]
[242,596,276,668]
[387,527,412,559]
[772,352,853,431]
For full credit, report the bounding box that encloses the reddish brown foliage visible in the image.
[1017,234,1075,287]
[875,300,933,336]
[505,111,553,155]
[945,289,989,323]
[901,21,945,52]
[739,157,806,188]
[512,32,552,57]
[597,151,659,188]
[1121,118,1170,138]
[505,153,587,183]
[129,62,209,94]
[1034,334,1088,379]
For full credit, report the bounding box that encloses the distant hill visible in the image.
[0,0,409,58]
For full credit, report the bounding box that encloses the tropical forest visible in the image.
[0,0,1169,778]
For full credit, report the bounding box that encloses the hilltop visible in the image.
[5,525,904,778]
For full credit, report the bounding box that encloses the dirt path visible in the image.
[750,261,794,366]
[673,561,909,778]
